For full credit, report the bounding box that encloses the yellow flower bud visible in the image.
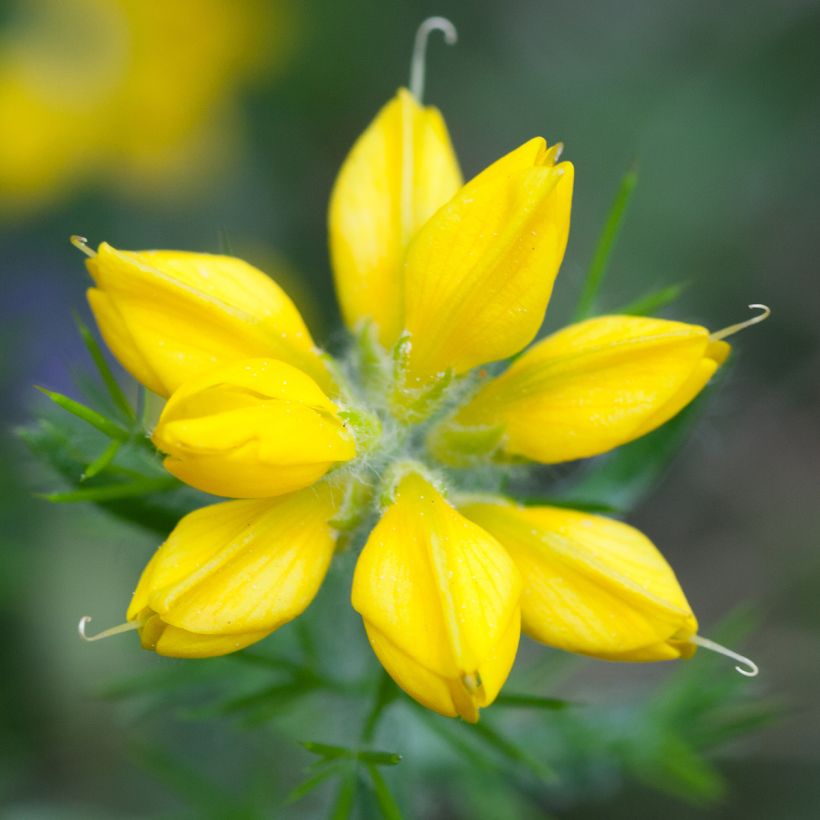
[446,315,730,464]
[127,486,339,658]
[152,358,355,499]
[86,242,334,397]
[329,88,462,347]
[401,138,573,382]
[460,499,698,662]
[352,473,522,722]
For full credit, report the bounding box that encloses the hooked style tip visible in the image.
[710,303,771,342]
[410,17,459,102]
[690,634,759,677]
[78,615,142,643]
[70,235,96,258]
[78,615,93,640]
[417,16,458,47]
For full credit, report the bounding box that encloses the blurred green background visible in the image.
[2,0,819,817]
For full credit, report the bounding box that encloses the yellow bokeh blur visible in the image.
[0,0,290,213]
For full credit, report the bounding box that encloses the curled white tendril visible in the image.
[711,303,771,341]
[409,16,458,102]
[690,634,759,677]
[78,615,141,642]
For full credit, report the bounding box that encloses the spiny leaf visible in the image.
[81,439,122,481]
[74,312,136,421]
[41,475,179,503]
[617,282,688,316]
[366,763,404,820]
[469,719,554,782]
[494,692,576,710]
[35,386,130,441]
[574,164,638,320]
[20,417,202,534]
[302,741,362,762]
[302,741,402,766]
[415,711,498,773]
[357,749,403,767]
[633,733,725,803]
[287,760,345,803]
[518,496,620,514]
[329,771,357,820]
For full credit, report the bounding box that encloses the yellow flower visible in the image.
[352,473,521,722]
[432,315,730,465]
[400,137,572,382]
[152,358,355,498]
[329,88,462,347]
[460,499,697,661]
[79,24,760,719]
[85,242,334,396]
[127,485,339,658]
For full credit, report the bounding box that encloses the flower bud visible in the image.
[152,358,355,499]
[86,242,333,396]
[329,88,462,346]
[352,473,521,722]
[401,138,573,382]
[460,499,698,661]
[442,315,729,464]
[127,486,339,658]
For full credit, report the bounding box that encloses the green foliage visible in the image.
[91,606,777,818]
[301,741,401,767]
[81,438,123,481]
[597,613,780,803]
[617,282,688,316]
[19,413,203,535]
[574,165,638,320]
[494,693,576,710]
[20,322,207,536]
[73,312,136,422]
[34,385,131,441]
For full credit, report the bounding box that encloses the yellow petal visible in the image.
[452,316,730,464]
[401,138,573,381]
[152,358,355,498]
[460,500,697,661]
[127,485,339,658]
[351,473,521,720]
[87,242,333,396]
[329,88,462,346]
[362,610,520,723]
[138,615,270,660]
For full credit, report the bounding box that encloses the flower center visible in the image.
[326,326,511,541]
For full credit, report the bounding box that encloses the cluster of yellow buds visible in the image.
[75,19,760,721]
